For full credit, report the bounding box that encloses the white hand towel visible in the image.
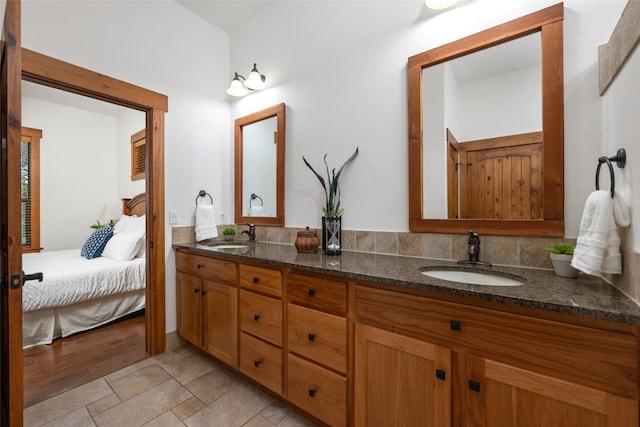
[195,205,218,242]
[571,190,621,276]
[613,167,632,228]
[249,206,264,216]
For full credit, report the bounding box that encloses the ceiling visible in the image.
[175,0,276,34]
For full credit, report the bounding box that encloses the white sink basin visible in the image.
[421,269,524,286]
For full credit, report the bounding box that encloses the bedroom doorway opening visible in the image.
[21,81,149,406]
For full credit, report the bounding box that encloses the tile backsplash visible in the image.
[171,225,640,305]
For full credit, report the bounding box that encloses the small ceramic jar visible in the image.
[295,227,319,253]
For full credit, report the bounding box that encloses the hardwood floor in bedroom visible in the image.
[23,314,147,408]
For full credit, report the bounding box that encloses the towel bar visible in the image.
[595,148,626,198]
[195,190,213,205]
[249,193,263,207]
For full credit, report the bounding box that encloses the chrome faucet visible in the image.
[241,223,256,241]
[468,230,480,262]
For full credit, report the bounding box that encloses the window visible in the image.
[21,127,42,253]
[131,129,146,181]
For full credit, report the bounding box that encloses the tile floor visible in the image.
[25,344,320,427]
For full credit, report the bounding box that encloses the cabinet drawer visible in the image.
[287,273,347,315]
[287,304,347,373]
[240,264,282,297]
[240,290,282,346]
[287,353,347,427]
[176,251,237,284]
[355,285,639,399]
[240,332,282,395]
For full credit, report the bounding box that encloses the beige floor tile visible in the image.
[171,396,204,421]
[183,364,237,405]
[93,379,192,427]
[277,411,321,427]
[183,380,272,427]
[154,347,217,384]
[143,411,186,427]
[244,415,277,427]
[86,394,122,417]
[41,407,96,427]
[257,401,293,425]
[107,363,173,401]
[24,378,113,426]
[103,357,156,384]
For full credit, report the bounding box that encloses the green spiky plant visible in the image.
[545,243,575,255]
[302,147,359,218]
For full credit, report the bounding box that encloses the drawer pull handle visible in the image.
[197,264,204,269]
[253,314,261,321]
[253,277,260,284]
[436,369,446,381]
[254,360,261,368]
[308,389,316,398]
[308,288,316,297]
[307,333,316,342]
[194,288,200,294]
[450,320,461,331]
[469,380,480,393]
[202,290,207,296]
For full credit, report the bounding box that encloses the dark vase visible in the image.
[322,216,342,255]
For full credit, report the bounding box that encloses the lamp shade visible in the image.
[226,74,248,97]
[245,64,266,90]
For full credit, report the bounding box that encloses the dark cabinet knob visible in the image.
[196,263,204,269]
[194,288,200,294]
[253,277,260,284]
[253,314,261,321]
[308,288,316,297]
[254,360,261,368]
[308,333,316,342]
[308,389,316,398]
[469,380,480,393]
[450,320,461,331]
[202,290,207,296]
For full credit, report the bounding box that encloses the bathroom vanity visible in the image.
[174,241,640,426]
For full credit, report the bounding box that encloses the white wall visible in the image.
[22,0,231,334]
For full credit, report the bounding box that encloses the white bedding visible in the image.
[22,249,146,312]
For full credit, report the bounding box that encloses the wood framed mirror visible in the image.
[234,103,286,226]
[408,3,564,236]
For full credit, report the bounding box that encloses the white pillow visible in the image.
[114,215,146,235]
[102,233,144,261]
[136,240,146,258]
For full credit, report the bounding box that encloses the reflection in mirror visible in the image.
[234,103,285,226]
[423,33,542,220]
[408,3,564,236]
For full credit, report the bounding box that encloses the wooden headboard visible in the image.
[122,193,146,216]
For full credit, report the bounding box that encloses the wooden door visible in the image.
[203,281,237,368]
[176,272,202,347]
[466,356,638,426]
[446,130,460,218]
[354,324,451,427]
[458,132,542,220]
[0,0,24,424]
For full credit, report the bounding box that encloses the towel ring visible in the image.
[249,193,263,208]
[595,148,626,199]
[195,190,213,206]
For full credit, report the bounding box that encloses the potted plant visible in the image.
[303,147,359,255]
[546,243,578,278]
[222,227,236,241]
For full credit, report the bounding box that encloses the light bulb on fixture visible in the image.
[226,63,266,97]
[425,0,459,10]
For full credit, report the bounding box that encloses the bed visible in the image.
[22,193,147,349]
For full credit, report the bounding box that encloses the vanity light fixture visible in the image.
[226,63,266,97]
[425,0,459,10]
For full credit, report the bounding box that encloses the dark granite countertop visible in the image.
[173,240,640,327]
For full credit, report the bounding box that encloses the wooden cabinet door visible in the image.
[465,355,638,427]
[176,272,203,347]
[354,324,451,427]
[204,281,238,368]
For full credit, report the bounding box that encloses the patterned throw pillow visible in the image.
[80,226,113,259]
